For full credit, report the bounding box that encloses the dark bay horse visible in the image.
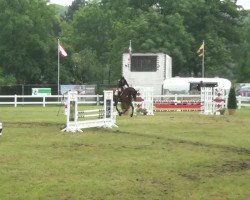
[113,87,137,117]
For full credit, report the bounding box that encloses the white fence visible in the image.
[0,94,249,108]
[0,94,103,107]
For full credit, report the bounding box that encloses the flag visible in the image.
[128,40,132,62]
[197,41,204,57]
[59,43,68,57]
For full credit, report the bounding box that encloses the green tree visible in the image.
[0,0,58,84]
[72,4,113,57]
[102,0,194,77]
[72,49,102,83]
[181,0,244,78]
[68,3,113,83]
[237,11,250,82]
[64,0,86,21]
[227,86,237,109]
[0,0,246,86]
[0,68,16,85]
[100,0,244,79]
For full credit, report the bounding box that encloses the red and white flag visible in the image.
[59,43,68,57]
[128,40,132,62]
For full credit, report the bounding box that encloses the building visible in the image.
[122,53,172,95]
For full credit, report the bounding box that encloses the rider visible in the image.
[117,76,129,98]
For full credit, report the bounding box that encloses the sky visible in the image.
[50,0,250,9]
[50,0,73,6]
[237,0,250,9]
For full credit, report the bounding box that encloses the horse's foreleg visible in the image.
[115,104,122,116]
[114,100,122,116]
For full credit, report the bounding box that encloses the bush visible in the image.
[227,86,237,109]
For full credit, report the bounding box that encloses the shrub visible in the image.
[227,86,237,109]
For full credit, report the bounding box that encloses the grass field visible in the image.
[0,106,249,200]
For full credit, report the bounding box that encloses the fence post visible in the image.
[14,94,17,107]
[238,96,241,109]
[97,94,100,106]
[43,96,46,107]
[174,94,177,105]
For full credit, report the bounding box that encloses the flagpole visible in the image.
[57,38,60,95]
[130,40,131,66]
[129,40,132,66]
[202,40,205,78]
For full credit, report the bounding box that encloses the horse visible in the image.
[113,87,137,117]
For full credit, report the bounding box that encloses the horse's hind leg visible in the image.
[123,108,128,115]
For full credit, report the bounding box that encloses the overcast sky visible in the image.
[237,0,250,9]
[50,0,72,6]
[50,0,250,9]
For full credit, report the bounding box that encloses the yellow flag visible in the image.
[197,41,204,57]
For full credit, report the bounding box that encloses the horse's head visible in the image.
[131,88,137,101]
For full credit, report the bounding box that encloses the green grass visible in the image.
[0,106,249,200]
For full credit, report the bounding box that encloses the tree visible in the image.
[183,0,244,78]
[68,3,114,83]
[0,68,16,85]
[237,11,250,82]
[100,0,244,78]
[0,0,58,84]
[227,86,237,112]
[71,49,102,84]
[64,0,86,21]
[0,0,244,86]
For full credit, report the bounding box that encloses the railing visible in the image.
[236,96,250,108]
[153,95,250,109]
[153,94,201,101]
[0,94,249,108]
[0,94,103,107]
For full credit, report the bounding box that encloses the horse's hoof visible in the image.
[130,114,133,117]
[119,112,122,116]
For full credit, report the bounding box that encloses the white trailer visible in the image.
[163,77,231,94]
